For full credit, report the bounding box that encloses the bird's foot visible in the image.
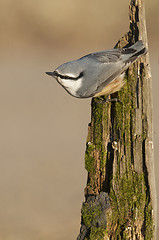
[94,95,123,105]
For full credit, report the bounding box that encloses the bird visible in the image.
[46,40,147,99]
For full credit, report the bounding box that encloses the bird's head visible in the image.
[46,60,85,98]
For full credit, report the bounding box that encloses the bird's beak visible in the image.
[46,71,55,76]
[46,71,58,78]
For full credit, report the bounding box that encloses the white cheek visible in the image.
[59,78,83,97]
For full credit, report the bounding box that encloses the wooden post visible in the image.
[77,0,157,239]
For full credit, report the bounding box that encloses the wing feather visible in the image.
[81,49,122,63]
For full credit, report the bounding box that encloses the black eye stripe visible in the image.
[55,71,84,80]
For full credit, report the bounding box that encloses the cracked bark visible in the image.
[77,0,157,239]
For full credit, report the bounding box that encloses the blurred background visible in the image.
[0,0,158,239]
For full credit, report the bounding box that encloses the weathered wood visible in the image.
[77,0,157,239]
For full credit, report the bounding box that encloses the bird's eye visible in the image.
[61,75,71,80]
[58,71,84,81]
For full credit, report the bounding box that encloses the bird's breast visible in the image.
[94,73,125,97]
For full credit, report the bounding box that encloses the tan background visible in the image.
[0,0,158,239]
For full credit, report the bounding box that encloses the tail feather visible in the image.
[122,40,147,64]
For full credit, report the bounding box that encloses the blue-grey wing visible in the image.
[78,41,146,97]
[82,49,122,63]
[87,50,126,95]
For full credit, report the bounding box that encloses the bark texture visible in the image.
[77,0,157,239]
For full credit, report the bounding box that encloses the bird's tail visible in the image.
[122,40,147,64]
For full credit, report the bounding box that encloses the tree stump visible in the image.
[77,0,157,239]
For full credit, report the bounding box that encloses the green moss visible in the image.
[92,99,104,149]
[100,150,107,173]
[90,226,106,240]
[109,159,147,238]
[145,203,154,240]
[108,148,147,239]
[85,99,108,188]
[82,203,102,228]
[81,201,106,240]
[85,143,96,174]
[115,69,136,140]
